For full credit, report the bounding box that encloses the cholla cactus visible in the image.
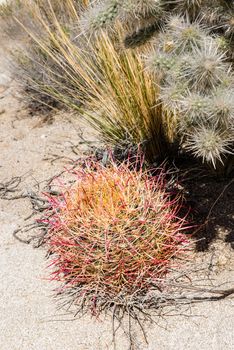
[81,0,168,44]
[82,0,234,58]
[146,15,233,167]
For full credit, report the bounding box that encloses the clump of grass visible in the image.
[0,0,13,15]
[11,2,170,161]
[42,156,189,315]
[74,29,169,160]
[0,0,90,113]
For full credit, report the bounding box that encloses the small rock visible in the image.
[0,72,11,85]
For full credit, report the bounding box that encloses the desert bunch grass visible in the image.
[0,0,90,112]
[11,1,170,160]
[42,156,189,314]
[0,0,12,14]
[0,0,87,30]
[74,29,169,160]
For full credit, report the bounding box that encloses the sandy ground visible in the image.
[0,23,234,350]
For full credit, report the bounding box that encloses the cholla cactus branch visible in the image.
[81,0,167,34]
[146,13,234,166]
[124,21,163,48]
[185,126,233,167]
[167,17,208,53]
[121,0,165,19]
[178,92,210,127]
[172,0,204,19]
[181,40,230,91]
[80,0,120,32]
[208,88,234,127]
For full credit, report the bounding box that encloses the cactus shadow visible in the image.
[179,160,234,252]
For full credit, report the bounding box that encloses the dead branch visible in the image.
[0,176,22,199]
